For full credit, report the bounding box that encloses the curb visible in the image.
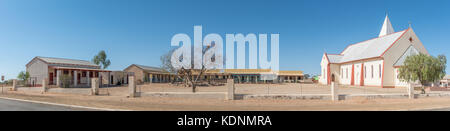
[402,105,450,111]
[0,97,130,111]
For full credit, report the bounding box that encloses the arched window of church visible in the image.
[371,65,374,78]
[364,66,367,78]
[379,64,382,78]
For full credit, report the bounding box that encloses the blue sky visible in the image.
[0,0,449,80]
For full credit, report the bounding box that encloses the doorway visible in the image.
[331,74,335,82]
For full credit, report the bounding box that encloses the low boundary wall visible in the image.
[47,88,91,95]
[140,92,227,99]
[16,87,91,95]
[242,93,450,100]
[16,87,43,93]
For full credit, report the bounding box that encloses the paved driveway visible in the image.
[0,98,95,111]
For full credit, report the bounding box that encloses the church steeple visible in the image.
[379,14,395,37]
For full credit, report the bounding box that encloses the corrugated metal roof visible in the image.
[37,56,99,67]
[204,69,303,76]
[328,30,407,63]
[326,54,343,63]
[51,66,109,72]
[277,71,303,76]
[134,64,165,72]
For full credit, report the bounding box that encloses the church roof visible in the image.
[326,54,343,63]
[326,29,408,63]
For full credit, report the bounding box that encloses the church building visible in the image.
[319,15,429,88]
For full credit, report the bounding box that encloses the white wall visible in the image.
[339,64,352,85]
[382,29,429,87]
[329,64,340,84]
[319,54,328,85]
[394,68,408,87]
[26,59,48,85]
[337,59,383,86]
[362,60,383,86]
[354,63,362,86]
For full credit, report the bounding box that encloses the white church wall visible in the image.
[337,59,382,86]
[353,63,362,86]
[394,68,408,87]
[339,64,352,85]
[329,64,340,83]
[319,54,328,85]
[382,29,429,87]
[362,60,383,86]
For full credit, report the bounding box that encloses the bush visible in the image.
[59,74,72,88]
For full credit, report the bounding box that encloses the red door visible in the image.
[49,73,54,85]
[77,73,81,84]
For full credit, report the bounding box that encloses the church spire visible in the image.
[378,14,395,37]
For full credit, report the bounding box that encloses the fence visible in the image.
[5,77,428,101]
[140,82,409,95]
[134,80,424,100]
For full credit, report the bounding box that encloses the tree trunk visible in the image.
[192,84,196,93]
[421,86,426,94]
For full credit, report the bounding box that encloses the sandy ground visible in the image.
[1,88,450,111]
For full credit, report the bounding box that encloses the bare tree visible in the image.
[161,48,185,85]
[161,44,219,93]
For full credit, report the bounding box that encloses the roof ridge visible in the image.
[37,56,91,62]
[135,64,158,67]
[340,29,408,55]
[135,64,160,68]
[327,54,343,56]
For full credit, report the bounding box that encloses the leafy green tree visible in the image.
[17,71,30,85]
[92,50,111,69]
[398,53,446,94]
